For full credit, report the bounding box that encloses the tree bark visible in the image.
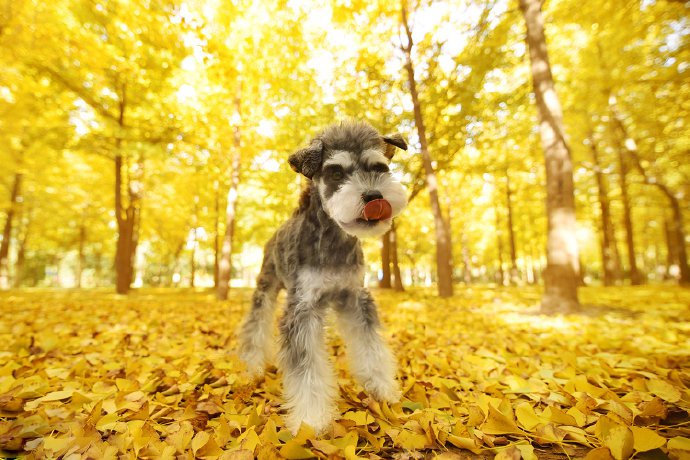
[609,96,644,285]
[114,84,141,294]
[0,172,22,288]
[519,0,580,313]
[380,230,392,288]
[610,96,688,284]
[588,135,622,285]
[505,169,519,283]
[401,4,454,297]
[390,221,404,291]
[213,180,220,288]
[216,91,242,301]
[77,222,86,288]
[189,195,199,288]
[494,198,505,286]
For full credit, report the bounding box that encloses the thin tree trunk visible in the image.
[380,230,392,288]
[77,222,86,288]
[494,199,505,286]
[401,4,453,297]
[609,96,643,285]
[189,195,199,288]
[390,221,404,291]
[519,0,580,313]
[213,180,220,288]
[216,91,242,301]
[114,84,139,294]
[665,217,679,279]
[505,168,519,283]
[0,172,22,288]
[13,206,31,288]
[461,229,472,284]
[588,135,622,285]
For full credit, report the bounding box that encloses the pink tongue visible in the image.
[362,199,392,221]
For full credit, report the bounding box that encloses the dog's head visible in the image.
[288,121,408,238]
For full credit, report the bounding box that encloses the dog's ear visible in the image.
[288,139,323,179]
[382,133,408,159]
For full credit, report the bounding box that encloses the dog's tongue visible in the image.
[362,199,392,221]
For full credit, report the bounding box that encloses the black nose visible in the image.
[362,191,383,203]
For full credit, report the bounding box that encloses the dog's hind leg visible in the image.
[279,289,337,435]
[239,257,281,376]
[336,289,401,403]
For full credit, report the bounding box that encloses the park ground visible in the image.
[0,286,689,459]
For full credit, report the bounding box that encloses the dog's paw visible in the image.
[239,348,267,378]
[365,378,401,403]
[285,404,335,435]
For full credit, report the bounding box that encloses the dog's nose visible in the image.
[362,191,383,203]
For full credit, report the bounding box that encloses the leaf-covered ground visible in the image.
[1,287,689,459]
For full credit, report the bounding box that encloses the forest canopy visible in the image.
[0,0,688,294]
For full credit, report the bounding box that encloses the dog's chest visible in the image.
[296,267,363,302]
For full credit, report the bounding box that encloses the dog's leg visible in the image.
[279,290,337,435]
[239,264,281,376]
[336,289,400,403]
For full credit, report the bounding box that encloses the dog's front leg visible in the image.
[336,289,401,403]
[278,291,337,435]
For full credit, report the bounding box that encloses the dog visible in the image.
[238,120,408,434]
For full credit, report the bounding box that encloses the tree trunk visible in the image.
[505,169,519,283]
[609,96,643,285]
[113,85,140,294]
[213,180,220,288]
[494,199,505,286]
[189,195,199,288]
[216,91,242,301]
[380,230,392,288]
[401,4,454,297]
[588,135,622,285]
[390,221,404,291]
[13,206,30,288]
[461,229,472,284]
[519,0,580,313]
[77,222,86,288]
[665,218,679,279]
[0,172,22,288]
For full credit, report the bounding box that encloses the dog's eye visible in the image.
[371,163,389,173]
[330,168,344,180]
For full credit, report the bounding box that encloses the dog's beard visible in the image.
[320,173,407,238]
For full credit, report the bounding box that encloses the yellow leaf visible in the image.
[279,440,315,459]
[191,431,210,454]
[342,410,375,426]
[630,426,665,452]
[542,406,577,426]
[481,405,521,435]
[668,436,690,451]
[594,416,633,460]
[96,412,120,431]
[515,402,542,430]
[309,439,339,455]
[395,430,429,450]
[447,434,481,454]
[42,436,72,453]
[646,379,681,403]
[584,447,615,460]
[494,446,521,460]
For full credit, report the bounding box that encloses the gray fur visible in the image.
[238,121,406,434]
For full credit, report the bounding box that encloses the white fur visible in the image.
[336,303,400,403]
[280,268,363,434]
[280,306,337,435]
[360,148,389,167]
[323,171,407,238]
[239,290,278,376]
[323,150,355,169]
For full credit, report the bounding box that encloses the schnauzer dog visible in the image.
[238,121,408,434]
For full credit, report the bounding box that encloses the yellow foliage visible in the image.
[0,286,688,459]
